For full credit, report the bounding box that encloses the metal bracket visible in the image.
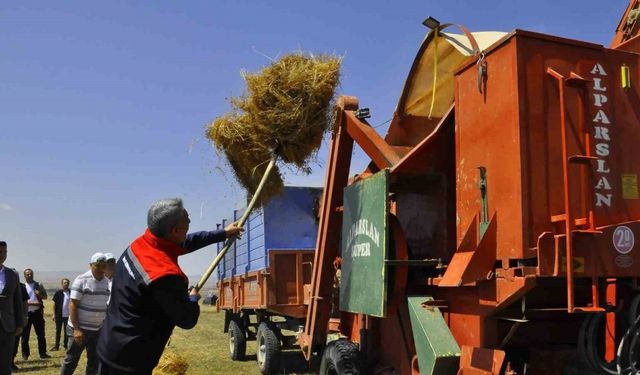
[478,166,489,238]
[355,108,371,120]
[477,51,487,93]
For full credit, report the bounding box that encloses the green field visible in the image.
[16,301,311,375]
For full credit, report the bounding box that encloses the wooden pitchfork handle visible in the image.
[194,154,278,292]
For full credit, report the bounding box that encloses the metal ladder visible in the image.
[547,67,603,313]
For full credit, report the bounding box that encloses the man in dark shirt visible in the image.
[11,277,28,372]
[0,241,25,375]
[51,278,71,351]
[21,268,49,360]
[97,198,243,375]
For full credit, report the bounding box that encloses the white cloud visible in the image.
[0,203,13,211]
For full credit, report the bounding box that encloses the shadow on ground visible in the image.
[239,350,315,375]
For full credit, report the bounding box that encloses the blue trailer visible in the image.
[215,186,322,374]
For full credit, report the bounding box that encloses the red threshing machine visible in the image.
[294,2,640,374]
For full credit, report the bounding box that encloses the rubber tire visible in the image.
[578,313,617,374]
[319,339,364,375]
[617,314,640,375]
[228,319,247,361]
[256,322,280,374]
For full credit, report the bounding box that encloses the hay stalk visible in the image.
[206,52,341,205]
[194,153,278,292]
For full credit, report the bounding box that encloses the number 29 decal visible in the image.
[613,225,635,254]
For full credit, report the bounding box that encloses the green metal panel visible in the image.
[408,296,460,375]
[340,169,389,317]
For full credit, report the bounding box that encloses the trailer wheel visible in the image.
[256,322,280,374]
[228,319,247,361]
[319,339,364,375]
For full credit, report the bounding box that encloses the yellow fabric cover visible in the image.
[403,31,507,118]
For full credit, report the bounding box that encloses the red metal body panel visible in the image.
[217,249,314,319]
[455,31,640,262]
[454,35,523,260]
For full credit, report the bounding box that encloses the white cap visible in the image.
[90,252,107,264]
[104,253,116,261]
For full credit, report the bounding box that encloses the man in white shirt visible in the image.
[60,253,110,375]
[51,278,71,351]
[21,268,49,360]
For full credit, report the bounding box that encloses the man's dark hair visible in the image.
[0,241,6,246]
[62,278,70,283]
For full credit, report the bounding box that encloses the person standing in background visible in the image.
[104,253,116,306]
[51,278,71,351]
[104,254,116,292]
[11,272,28,372]
[59,253,110,375]
[21,268,50,360]
[0,241,25,375]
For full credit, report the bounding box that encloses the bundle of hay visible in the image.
[153,351,189,375]
[207,52,341,205]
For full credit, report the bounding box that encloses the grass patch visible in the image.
[20,302,310,374]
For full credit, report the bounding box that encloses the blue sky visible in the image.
[0,1,628,280]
